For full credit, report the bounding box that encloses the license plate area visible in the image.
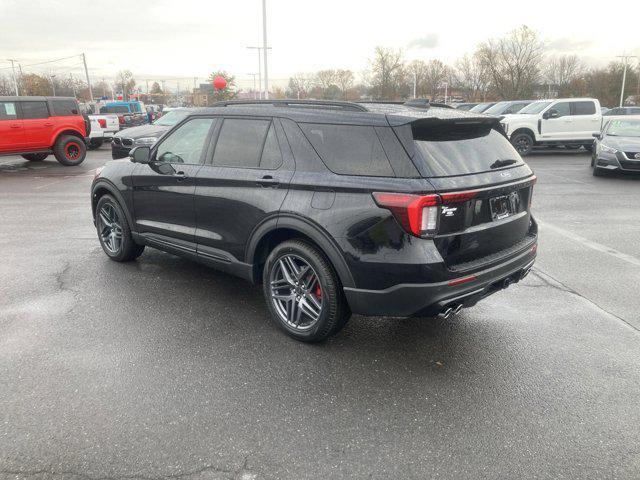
[489,191,519,221]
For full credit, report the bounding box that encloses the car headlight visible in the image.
[600,143,617,154]
[134,137,158,146]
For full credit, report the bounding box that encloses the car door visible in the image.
[194,116,294,264]
[570,101,600,139]
[540,101,572,140]
[131,117,217,252]
[19,100,54,149]
[0,101,24,152]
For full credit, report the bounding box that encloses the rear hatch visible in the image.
[394,117,536,270]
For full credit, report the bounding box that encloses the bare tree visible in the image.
[406,60,428,97]
[455,52,490,101]
[543,54,583,96]
[287,73,312,99]
[313,70,338,99]
[114,70,136,100]
[478,25,544,99]
[423,59,448,100]
[370,47,406,100]
[334,69,354,99]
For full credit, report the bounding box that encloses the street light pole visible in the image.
[616,54,638,107]
[247,47,262,99]
[262,0,269,99]
[81,53,94,102]
[247,73,258,99]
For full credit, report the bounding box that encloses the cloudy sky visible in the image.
[1,0,638,90]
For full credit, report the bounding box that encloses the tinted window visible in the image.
[571,101,596,116]
[156,118,214,164]
[551,102,570,117]
[259,124,283,169]
[0,102,18,120]
[604,108,622,116]
[51,99,78,116]
[414,128,523,177]
[300,123,394,177]
[213,118,271,168]
[20,101,49,119]
[628,108,640,115]
[100,105,129,113]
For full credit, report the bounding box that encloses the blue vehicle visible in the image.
[99,101,148,129]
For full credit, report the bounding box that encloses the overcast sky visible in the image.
[1,0,638,89]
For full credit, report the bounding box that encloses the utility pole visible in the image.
[70,74,76,98]
[413,71,417,99]
[7,59,19,96]
[50,74,56,96]
[81,53,93,102]
[247,47,263,99]
[262,0,269,99]
[616,54,638,107]
[145,79,149,94]
[247,73,258,99]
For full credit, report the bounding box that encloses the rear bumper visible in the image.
[344,243,537,317]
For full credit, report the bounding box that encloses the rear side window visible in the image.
[571,101,596,116]
[213,118,281,169]
[20,101,49,119]
[413,127,523,177]
[100,105,129,114]
[0,102,18,120]
[51,99,79,116]
[300,123,394,177]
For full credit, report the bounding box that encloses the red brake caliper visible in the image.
[315,281,322,299]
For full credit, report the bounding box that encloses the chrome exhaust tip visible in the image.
[453,304,463,315]
[520,267,532,280]
[439,307,453,319]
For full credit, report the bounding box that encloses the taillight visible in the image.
[118,115,125,124]
[98,119,107,128]
[372,192,440,237]
[372,191,477,238]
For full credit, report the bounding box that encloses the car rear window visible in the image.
[51,99,79,116]
[300,123,394,177]
[20,101,49,119]
[100,105,129,114]
[412,126,523,177]
[571,101,596,116]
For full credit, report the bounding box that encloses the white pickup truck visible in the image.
[500,98,602,155]
[80,102,120,149]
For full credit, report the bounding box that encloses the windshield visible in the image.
[483,102,510,115]
[469,103,493,113]
[606,120,640,137]
[153,110,191,126]
[519,101,552,114]
[414,127,524,177]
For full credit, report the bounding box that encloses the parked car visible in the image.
[602,106,640,124]
[99,101,148,129]
[591,119,640,176]
[111,108,198,159]
[500,98,602,155]
[0,96,88,165]
[483,100,533,116]
[453,103,478,111]
[80,102,120,147]
[92,100,537,342]
[469,102,497,113]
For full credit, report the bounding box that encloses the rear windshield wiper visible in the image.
[490,159,518,169]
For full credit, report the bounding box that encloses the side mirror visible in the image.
[130,146,151,163]
[592,132,602,139]
[544,109,559,119]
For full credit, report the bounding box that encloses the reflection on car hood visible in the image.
[114,124,170,139]
[603,136,640,151]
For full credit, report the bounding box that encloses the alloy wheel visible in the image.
[98,203,123,254]
[515,136,531,154]
[269,254,323,331]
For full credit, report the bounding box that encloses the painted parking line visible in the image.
[34,172,96,190]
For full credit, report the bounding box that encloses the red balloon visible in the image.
[213,76,227,90]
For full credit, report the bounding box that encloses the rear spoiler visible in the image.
[390,116,504,158]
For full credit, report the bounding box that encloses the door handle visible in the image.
[10,124,21,129]
[257,175,280,188]
[44,122,54,127]
[174,171,188,181]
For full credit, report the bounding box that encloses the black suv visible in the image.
[91,100,537,342]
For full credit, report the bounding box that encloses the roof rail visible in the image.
[211,99,368,112]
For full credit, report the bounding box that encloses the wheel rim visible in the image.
[98,203,123,254]
[65,142,81,160]
[515,136,531,154]
[269,254,323,331]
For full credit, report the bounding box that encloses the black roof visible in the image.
[196,100,495,127]
[0,96,77,102]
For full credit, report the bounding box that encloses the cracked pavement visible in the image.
[1,149,639,479]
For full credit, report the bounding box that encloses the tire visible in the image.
[263,240,351,342]
[53,135,87,166]
[584,144,594,153]
[22,153,48,162]
[592,165,604,177]
[95,194,145,262]
[88,138,104,150]
[511,132,534,156]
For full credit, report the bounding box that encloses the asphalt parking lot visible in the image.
[1,148,639,479]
